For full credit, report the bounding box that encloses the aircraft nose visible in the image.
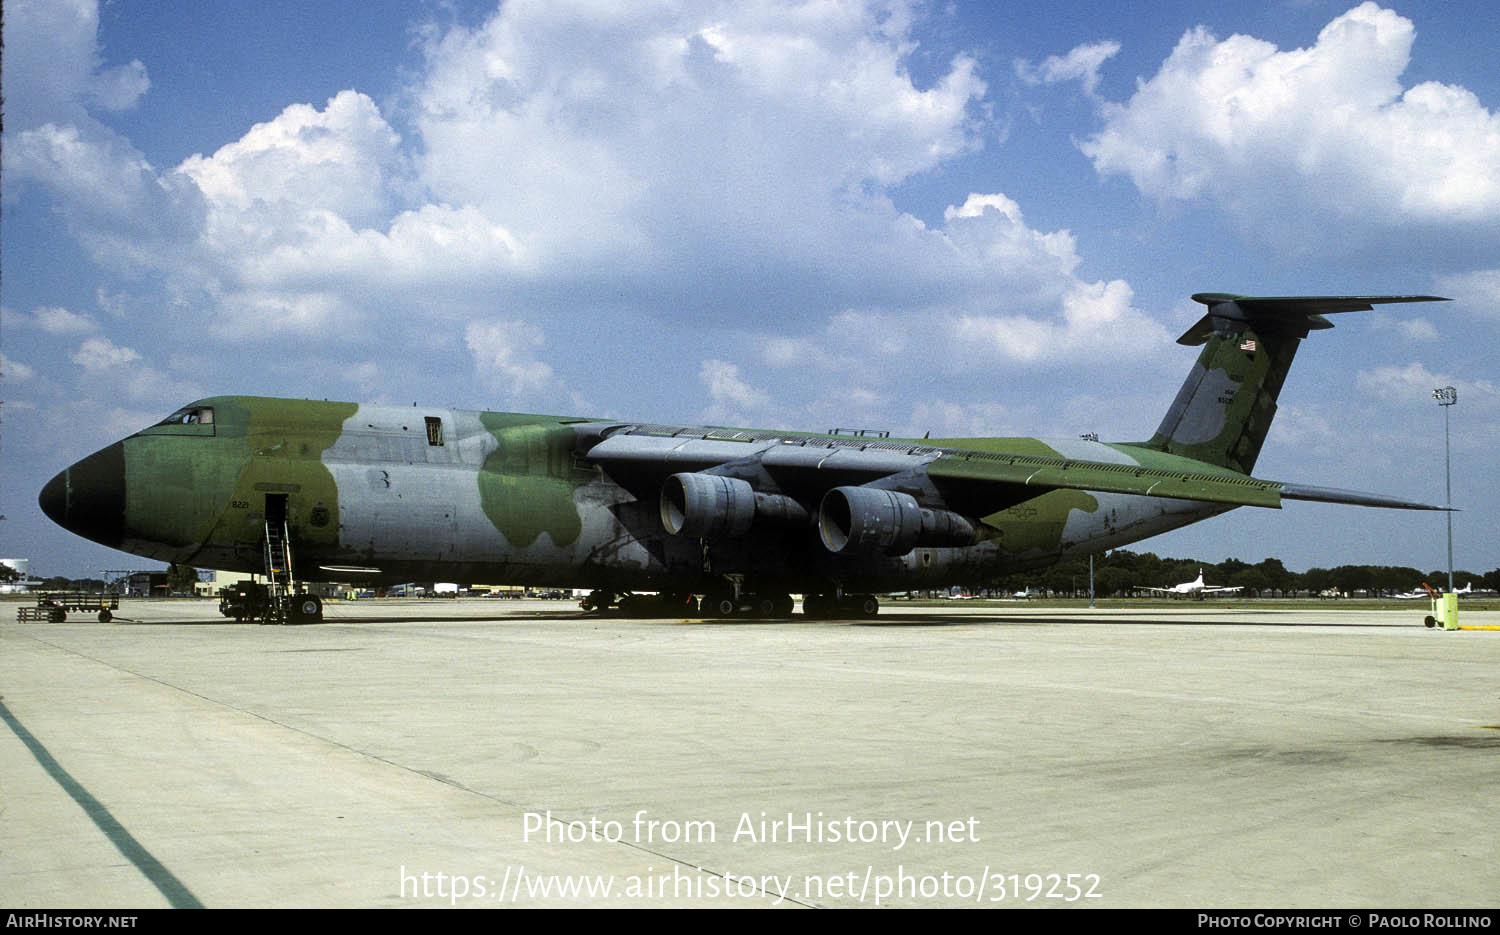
[38,442,126,548]
[38,470,66,526]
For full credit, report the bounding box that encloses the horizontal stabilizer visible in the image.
[1278,483,1453,512]
[1177,294,1449,345]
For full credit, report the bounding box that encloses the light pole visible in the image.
[1432,386,1457,592]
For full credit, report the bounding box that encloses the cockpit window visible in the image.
[139,406,217,437]
[159,407,214,426]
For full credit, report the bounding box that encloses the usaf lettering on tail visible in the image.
[40,293,1449,621]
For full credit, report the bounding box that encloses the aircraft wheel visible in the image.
[704,593,737,617]
[751,595,779,617]
[291,595,323,623]
[832,594,878,617]
[802,594,830,618]
[580,590,612,613]
[772,593,795,617]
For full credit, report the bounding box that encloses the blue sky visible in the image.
[4,0,1496,579]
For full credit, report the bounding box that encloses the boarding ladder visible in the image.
[262,519,295,624]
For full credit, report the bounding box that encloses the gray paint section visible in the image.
[1160,366,1241,445]
[1040,437,1140,465]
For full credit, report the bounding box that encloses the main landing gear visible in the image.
[697,589,796,619]
[580,587,880,619]
[696,589,883,618]
[800,592,880,619]
[581,590,701,617]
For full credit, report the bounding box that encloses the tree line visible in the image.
[11,553,1497,599]
[984,551,1500,599]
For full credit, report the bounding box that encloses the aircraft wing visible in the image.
[580,426,1447,519]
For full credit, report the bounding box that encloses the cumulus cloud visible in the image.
[405,0,989,299]
[18,306,99,334]
[1433,269,1500,318]
[1014,40,1121,97]
[61,336,197,407]
[749,195,1171,375]
[342,362,383,396]
[5,0,1181,426]
[1396,319,1440,342]
[10,2,1006,337]
[698,358,771,424]
[1356,361,1497,414]
[465,319,558,401]
[178,90,404,233]
[951,278,1166,365]
[7,123,180,231]
[908,399,1017,438]
[1,0,149,131]
[70,336,142,371]
[2,354,37,382]
[1080,3,1500,230]
[1,0,177,261]
[211,289,358,338]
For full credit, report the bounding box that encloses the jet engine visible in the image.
[659,473,810,539]
[818,486,977,555]
[661,473,756,538]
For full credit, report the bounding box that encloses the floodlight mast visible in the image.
[1432,386,1457,593]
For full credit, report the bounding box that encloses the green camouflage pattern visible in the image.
[39,294,1447,604]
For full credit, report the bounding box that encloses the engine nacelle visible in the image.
[660,473,812,539]
[818,486,977,555]
[661,473,756,538]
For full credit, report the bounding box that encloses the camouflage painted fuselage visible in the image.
[40,294,1446,597]
[41,394,1240,593]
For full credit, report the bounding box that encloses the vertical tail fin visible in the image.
[1143,293,1447,474]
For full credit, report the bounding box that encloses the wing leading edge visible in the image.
[582,427,1449,520]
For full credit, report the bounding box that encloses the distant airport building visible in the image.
[121,571,168,596]
[1,558,42,593]
[208,569,255,597]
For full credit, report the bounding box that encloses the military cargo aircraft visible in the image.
[40,293,1447,621]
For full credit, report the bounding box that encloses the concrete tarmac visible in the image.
[2,598,1496,908]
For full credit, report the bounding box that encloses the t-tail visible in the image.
[1142,293,1448,474]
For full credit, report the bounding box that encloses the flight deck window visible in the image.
[425,417,444,446]
[141,405,215,437]
[159,406,214,426]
